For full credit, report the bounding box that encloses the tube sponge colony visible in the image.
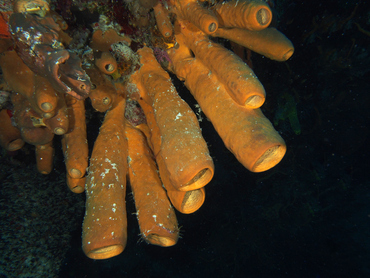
[0,0,294,259]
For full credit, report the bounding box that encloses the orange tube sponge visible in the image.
[214,0,272,31]
[213,27,295,62]
[35,141,54,175]
[179,22,265,108]
[129,47,214,191]
[135,115,205,213]
[61,96,88,179]
[95,51,118,75]
[11,92,54,146]
[169,48,286,172]
[0,109,25,151]
[153,2,173,37]
[2,50,69,135]
[171,0,218,34]
[156,152,205,213]
[126,122,179,246]
[43,96,69,135]
[135,112,205,213]
[134,100,161,155]
[154,149,205,213]
[167,187,205,214]
[86,67,117,112]
[66,175,85,194]
[133,100,176,189]
[82,97,128,260]
[34,75,59,118]
[0,50,59,118]
[0,51,38,108]
[21,127,54,146]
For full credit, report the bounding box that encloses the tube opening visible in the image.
[87,244,124,260]
[41,102,53,112]
[283,48,295,61]
[146,234,178,247]
[181,189,205,214]
[102,97,111,105]
[208,22,218,33]
[69,168,82,179]
[245,95,265,108]
[256,8,272,27]
[182,167,213,191]
[7,138,25,151]
[253,144,286,172]
[54,127,66,135]
[70,185,84,193]
[43,112,53,119]
[105,63,115,72]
